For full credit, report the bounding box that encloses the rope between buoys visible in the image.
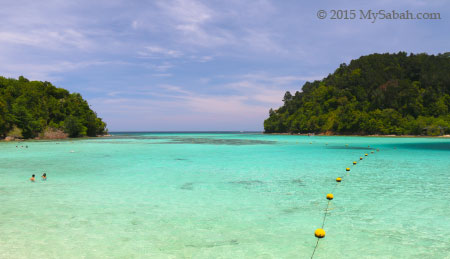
[310,188,335,259]
[310,150,373,259]
[310,237,320,259]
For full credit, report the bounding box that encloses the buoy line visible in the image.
[310,184,338,258]
[310,148,377,259]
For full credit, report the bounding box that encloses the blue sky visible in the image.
[1,0,449,131]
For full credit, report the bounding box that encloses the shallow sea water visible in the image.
[1,133,449,258]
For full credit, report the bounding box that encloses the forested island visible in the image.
[264,52,450,136]
[0,76,107,140]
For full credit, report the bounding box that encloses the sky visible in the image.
[0,0,449,131]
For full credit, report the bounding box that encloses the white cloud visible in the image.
[159,84,191,95]
[0,59,129,82]
[132,20,139,29]
[240,73,324,85]
[195,55,213,62]
[0,29,93,51]
[152,73,173,77]
[154,0,237,48]
[140,45,183,58]
[161,0,213,25]
[242,30,285,54]
[153,62,173,72]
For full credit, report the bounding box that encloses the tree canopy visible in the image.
[264,52,450,136]
[0,76,107,139]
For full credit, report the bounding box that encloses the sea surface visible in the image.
[1,133,449,258]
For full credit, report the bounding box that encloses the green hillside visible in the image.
[0,76,107,139]
[264,52,450,135]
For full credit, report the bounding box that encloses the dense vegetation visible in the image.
[0,76,107,139]
[264,52,450,135]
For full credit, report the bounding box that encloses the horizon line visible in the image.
[108,131,263,133]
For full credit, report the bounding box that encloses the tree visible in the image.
[283,91,293,103]
[64,116,83,138]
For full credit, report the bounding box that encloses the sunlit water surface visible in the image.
[1,133,449,258]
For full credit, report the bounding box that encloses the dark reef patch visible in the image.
[326,146,375,150]
[130,219,141,226]
[390,142,450,151]
[99,135,276,146]
[164,137,276,145]
[281,206,302,214]
[180,182,195,190]
[186,239,239,248]
[228,180,264,186]
[291,178,304,186]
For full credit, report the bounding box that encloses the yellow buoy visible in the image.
[365,154,368,156]
[353,161,357,165]
[360,157,363,160]
[371,151,374,153]
[346,168,350,171]
[336,177,342,182]
[315,228,326,238]
[326,193,334,200]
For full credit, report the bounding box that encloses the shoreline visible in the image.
[263,133,450,138]
[0,134,113,142]
[2,132,450,142]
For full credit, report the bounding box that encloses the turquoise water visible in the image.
[1,133,449,258]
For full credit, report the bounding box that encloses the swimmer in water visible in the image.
[42,173,47,181]
[30,174,35,182]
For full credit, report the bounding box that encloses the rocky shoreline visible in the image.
[1,134,112,142]
[264,132,450,138]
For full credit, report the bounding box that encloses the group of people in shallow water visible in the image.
[30,173,46,182]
